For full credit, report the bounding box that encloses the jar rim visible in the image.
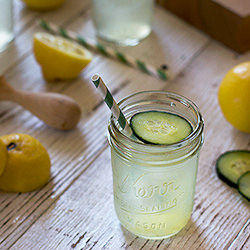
[109,90,204,153]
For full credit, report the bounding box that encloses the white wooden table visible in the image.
[0,1,250,249]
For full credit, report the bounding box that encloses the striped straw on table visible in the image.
[39,20,169,81]
[91,74,133,137]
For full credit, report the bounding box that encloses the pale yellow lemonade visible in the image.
[108,91,204,239]
[111,150,198,239]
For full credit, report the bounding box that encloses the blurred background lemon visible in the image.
[218,62,250,133]
[21,0,65,11]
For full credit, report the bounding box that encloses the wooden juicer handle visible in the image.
[0,76,81,130]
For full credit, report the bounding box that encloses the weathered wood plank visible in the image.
[7,150,114,250]
[227,219,250,250]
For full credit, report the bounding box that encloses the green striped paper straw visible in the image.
[91,74,133,137]
[39,20,169,81]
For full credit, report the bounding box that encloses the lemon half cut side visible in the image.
[33,32,93,82]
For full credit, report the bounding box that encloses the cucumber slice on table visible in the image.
[238,172,250,201]
[130,111,192,145]
[216,150,250,187]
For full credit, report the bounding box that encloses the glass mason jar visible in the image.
[107,91,204,239]
[91,0,154,46]
[0,0,14,52]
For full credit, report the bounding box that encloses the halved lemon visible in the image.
[0,134,51,193]
[33,32,93,82]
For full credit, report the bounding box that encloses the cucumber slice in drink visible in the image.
[130,111,192,145]
[238,171,250,201]
[216,150,250,187]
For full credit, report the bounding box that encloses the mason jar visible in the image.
[0,0,14,52]
[91,0,154,46]
[107,91,204,239]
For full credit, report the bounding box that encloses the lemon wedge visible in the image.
[33,32,93,82]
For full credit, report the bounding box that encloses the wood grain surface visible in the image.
[0,1,249,250]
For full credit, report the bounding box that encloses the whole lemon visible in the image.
[218,62,250,133]
[0,139,7,177]
[0,134,51,193]
[21,0,65,11]
[33,32,93,82]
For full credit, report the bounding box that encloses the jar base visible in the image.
[119,221,186,240]
[96,29,151,47]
